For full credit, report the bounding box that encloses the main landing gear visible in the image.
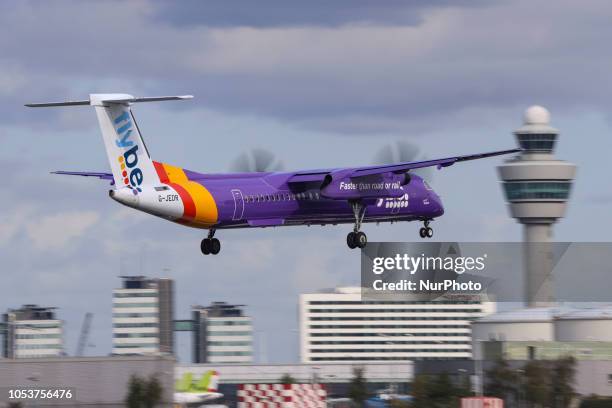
[201,229,221,255]
[419,220,434,239]
[347,201,367,249]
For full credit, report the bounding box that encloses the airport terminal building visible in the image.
[112,276,174,356]
[192,302,254,363]
[300,287,495,363]
[2,304,63,359]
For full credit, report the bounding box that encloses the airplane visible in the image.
[26,93,520,255]
[174,370,223,406]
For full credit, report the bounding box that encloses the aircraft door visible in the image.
[231,189,245,221]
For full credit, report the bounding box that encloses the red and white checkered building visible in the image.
[461,397,504,408]
[238,383,326,408]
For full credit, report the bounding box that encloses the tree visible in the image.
[429,372,456,408]
[410,373,459,408]
[456,371,472,399]
[126,374,145,408]
[348,366,368,406]
[523,360,550,408]
[389,398,412,408]
[579,396,612,408]
[550,356,576,408]
[410,375,431,408]
[143,374,163,408]
[279,373,296,384]
[125,373,164,408]
[485,358,519,405]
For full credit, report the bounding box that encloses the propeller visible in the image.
[372,140,433,182]
[229,148,284,173]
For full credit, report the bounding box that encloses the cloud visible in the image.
[26,210,100,250]
[150,0,485,28]
[2,0,612,134]
[0,206,34,245]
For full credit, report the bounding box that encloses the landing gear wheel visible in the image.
[419,227,427,238]
[347,232,357,249]
[426,227,433,238]
[200,238,211,255]
[210,238,221,255]
[355,231,367,248]
[347,200,367,250]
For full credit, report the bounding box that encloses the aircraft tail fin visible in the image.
[194,370,219,392]
[208,370,219,392]
[175,372,193,392]
[26,94,192,194]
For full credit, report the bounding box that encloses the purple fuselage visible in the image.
[185,169,444,229]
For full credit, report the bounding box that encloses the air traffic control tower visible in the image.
[498,106,576,307]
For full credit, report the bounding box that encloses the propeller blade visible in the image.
[229,152,252,172]
[372,140,434,182]
[396,141,419,162]
[229,148,284,173]
[252,148,276,172]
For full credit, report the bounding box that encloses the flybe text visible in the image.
[114,110,143,191]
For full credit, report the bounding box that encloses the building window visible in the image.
[112,302,158,308]
[517,133,556,152]
[503,181,572,200]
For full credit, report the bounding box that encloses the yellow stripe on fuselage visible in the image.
[161,163,218,227]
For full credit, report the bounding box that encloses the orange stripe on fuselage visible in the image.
[155,162,218,227]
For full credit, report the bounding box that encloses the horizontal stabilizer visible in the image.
[52,171,114,181]
[26,94,193,107]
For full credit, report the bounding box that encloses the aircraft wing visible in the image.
[288,148,520,183]
[349,148,521,177]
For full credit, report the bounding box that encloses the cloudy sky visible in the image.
[1,0,610,363]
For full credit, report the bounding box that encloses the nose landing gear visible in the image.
[201,229,221,255]
[347,201,367,249]
[419,220,433,239]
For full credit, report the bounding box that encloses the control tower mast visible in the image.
[498,106,576,307]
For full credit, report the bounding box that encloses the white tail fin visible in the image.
[208,371,219,392]
[26,93,193,193]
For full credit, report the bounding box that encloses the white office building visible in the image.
[193,302,253,363]
[112,276,174,355]
[300,287,495,363]
[2,305,63,359]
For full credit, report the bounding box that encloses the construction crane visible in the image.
[75,312,93,357]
